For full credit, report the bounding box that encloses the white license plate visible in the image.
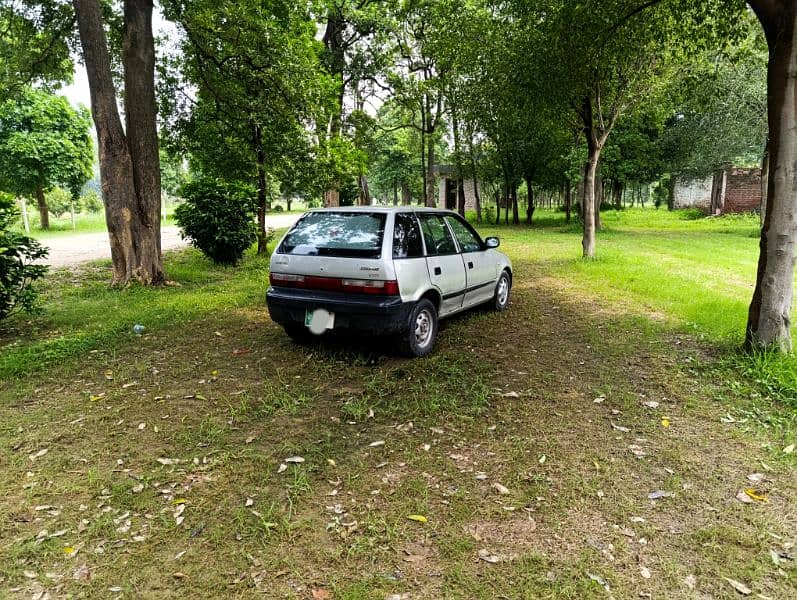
[305,308,335,331]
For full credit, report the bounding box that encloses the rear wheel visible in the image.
[493,271,511,311]
[398,299,438,357]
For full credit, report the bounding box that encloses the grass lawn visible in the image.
[0,208,795,599]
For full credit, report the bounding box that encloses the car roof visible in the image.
[304,206,460,214]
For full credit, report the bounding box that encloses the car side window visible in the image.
[418,214,458,255]
[392,213,424,258]
[445,216,483,253]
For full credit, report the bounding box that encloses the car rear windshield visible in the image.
[278,212,386,258]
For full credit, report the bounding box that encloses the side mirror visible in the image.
[485,236,500,249]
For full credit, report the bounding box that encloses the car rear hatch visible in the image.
[270,211,397,294]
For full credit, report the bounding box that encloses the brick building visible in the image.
[435,165,479,211]
[673,166,762,215]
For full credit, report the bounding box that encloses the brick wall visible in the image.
[438,178,479,211]
[723,168,761,214]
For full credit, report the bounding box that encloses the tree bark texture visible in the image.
[74,0,164,285]
[525,175,535,224]
[401,181,411,205]
[426,140,436,207]
[358,174,371,206]
[746,0,797,351]
[36,186,49,230]
[760,141,770,224]
[254,124,268,255]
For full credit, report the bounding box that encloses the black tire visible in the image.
[398,298,438,357]
[283,323,313,344]
[493,271,511,311]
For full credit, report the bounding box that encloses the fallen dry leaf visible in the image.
[311,589,331,600]
[478,548,500,563]
[647,490,673,500]
[640,566,651,579]
[783,443,795,454]
[368,440,385,447]
[723,577,751,595]
[406,514,427,523]
[492,482,511,495]
[284,456,305,463]
[29,448,48,460]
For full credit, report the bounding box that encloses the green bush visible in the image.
[0,195,48,323]
[45,187,72,216]
[79,188,103,213]
[174,179,257,265]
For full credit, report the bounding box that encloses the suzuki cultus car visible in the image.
[266,207,512,357]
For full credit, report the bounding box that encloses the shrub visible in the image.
[79,188,103,213]
[0,195,48,322]
[45,187,72,216]
[174,179,257,265]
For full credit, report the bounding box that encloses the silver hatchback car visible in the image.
[266,207,513,356]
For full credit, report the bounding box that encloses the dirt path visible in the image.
[40,213,301,268]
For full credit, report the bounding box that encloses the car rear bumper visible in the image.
[266,287,413,335]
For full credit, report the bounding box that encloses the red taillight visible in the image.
[270,272,399,296]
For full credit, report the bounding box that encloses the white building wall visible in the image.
[673,176,713,210]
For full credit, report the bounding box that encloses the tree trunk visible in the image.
[324,188,340,207]
[401,181,411,205]
[667,176,675,211]
[746,1,797,351]
[511,183,519,225]
[420,124,428,206]
[583,150,600,258]
[393,181,398,206]
[564,179,572,224]
[525,175,535,224]
[358,174,371,206]
[594,177,602,231]
[287,197,292,211]
[457,178,466,216]
[74,0,164,285]
[426,139,436,207]
[122,0,162,278]
[760,140,770,224]
[253,123,268,255]
[35,186,49,230]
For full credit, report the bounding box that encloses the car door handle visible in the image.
[434,266,442,275]
[467,262,474,269]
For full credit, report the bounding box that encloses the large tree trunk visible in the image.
[324,188,340,207]
[35,186,49,230]
[594,176,602,231]
[401,181,411,205]
[746,1,797,351]
[122,0,162,279]
[760,140,770,224]
[253,123,268,255]
[525,175,535,224]
[74,0,164,285]
[583,150,600,258]
[511,183,519,225]
[393,181,398,206]
[420,125,428,206]
[426,139,436,207]
[564,178,572,224]
[358,174,371,206]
